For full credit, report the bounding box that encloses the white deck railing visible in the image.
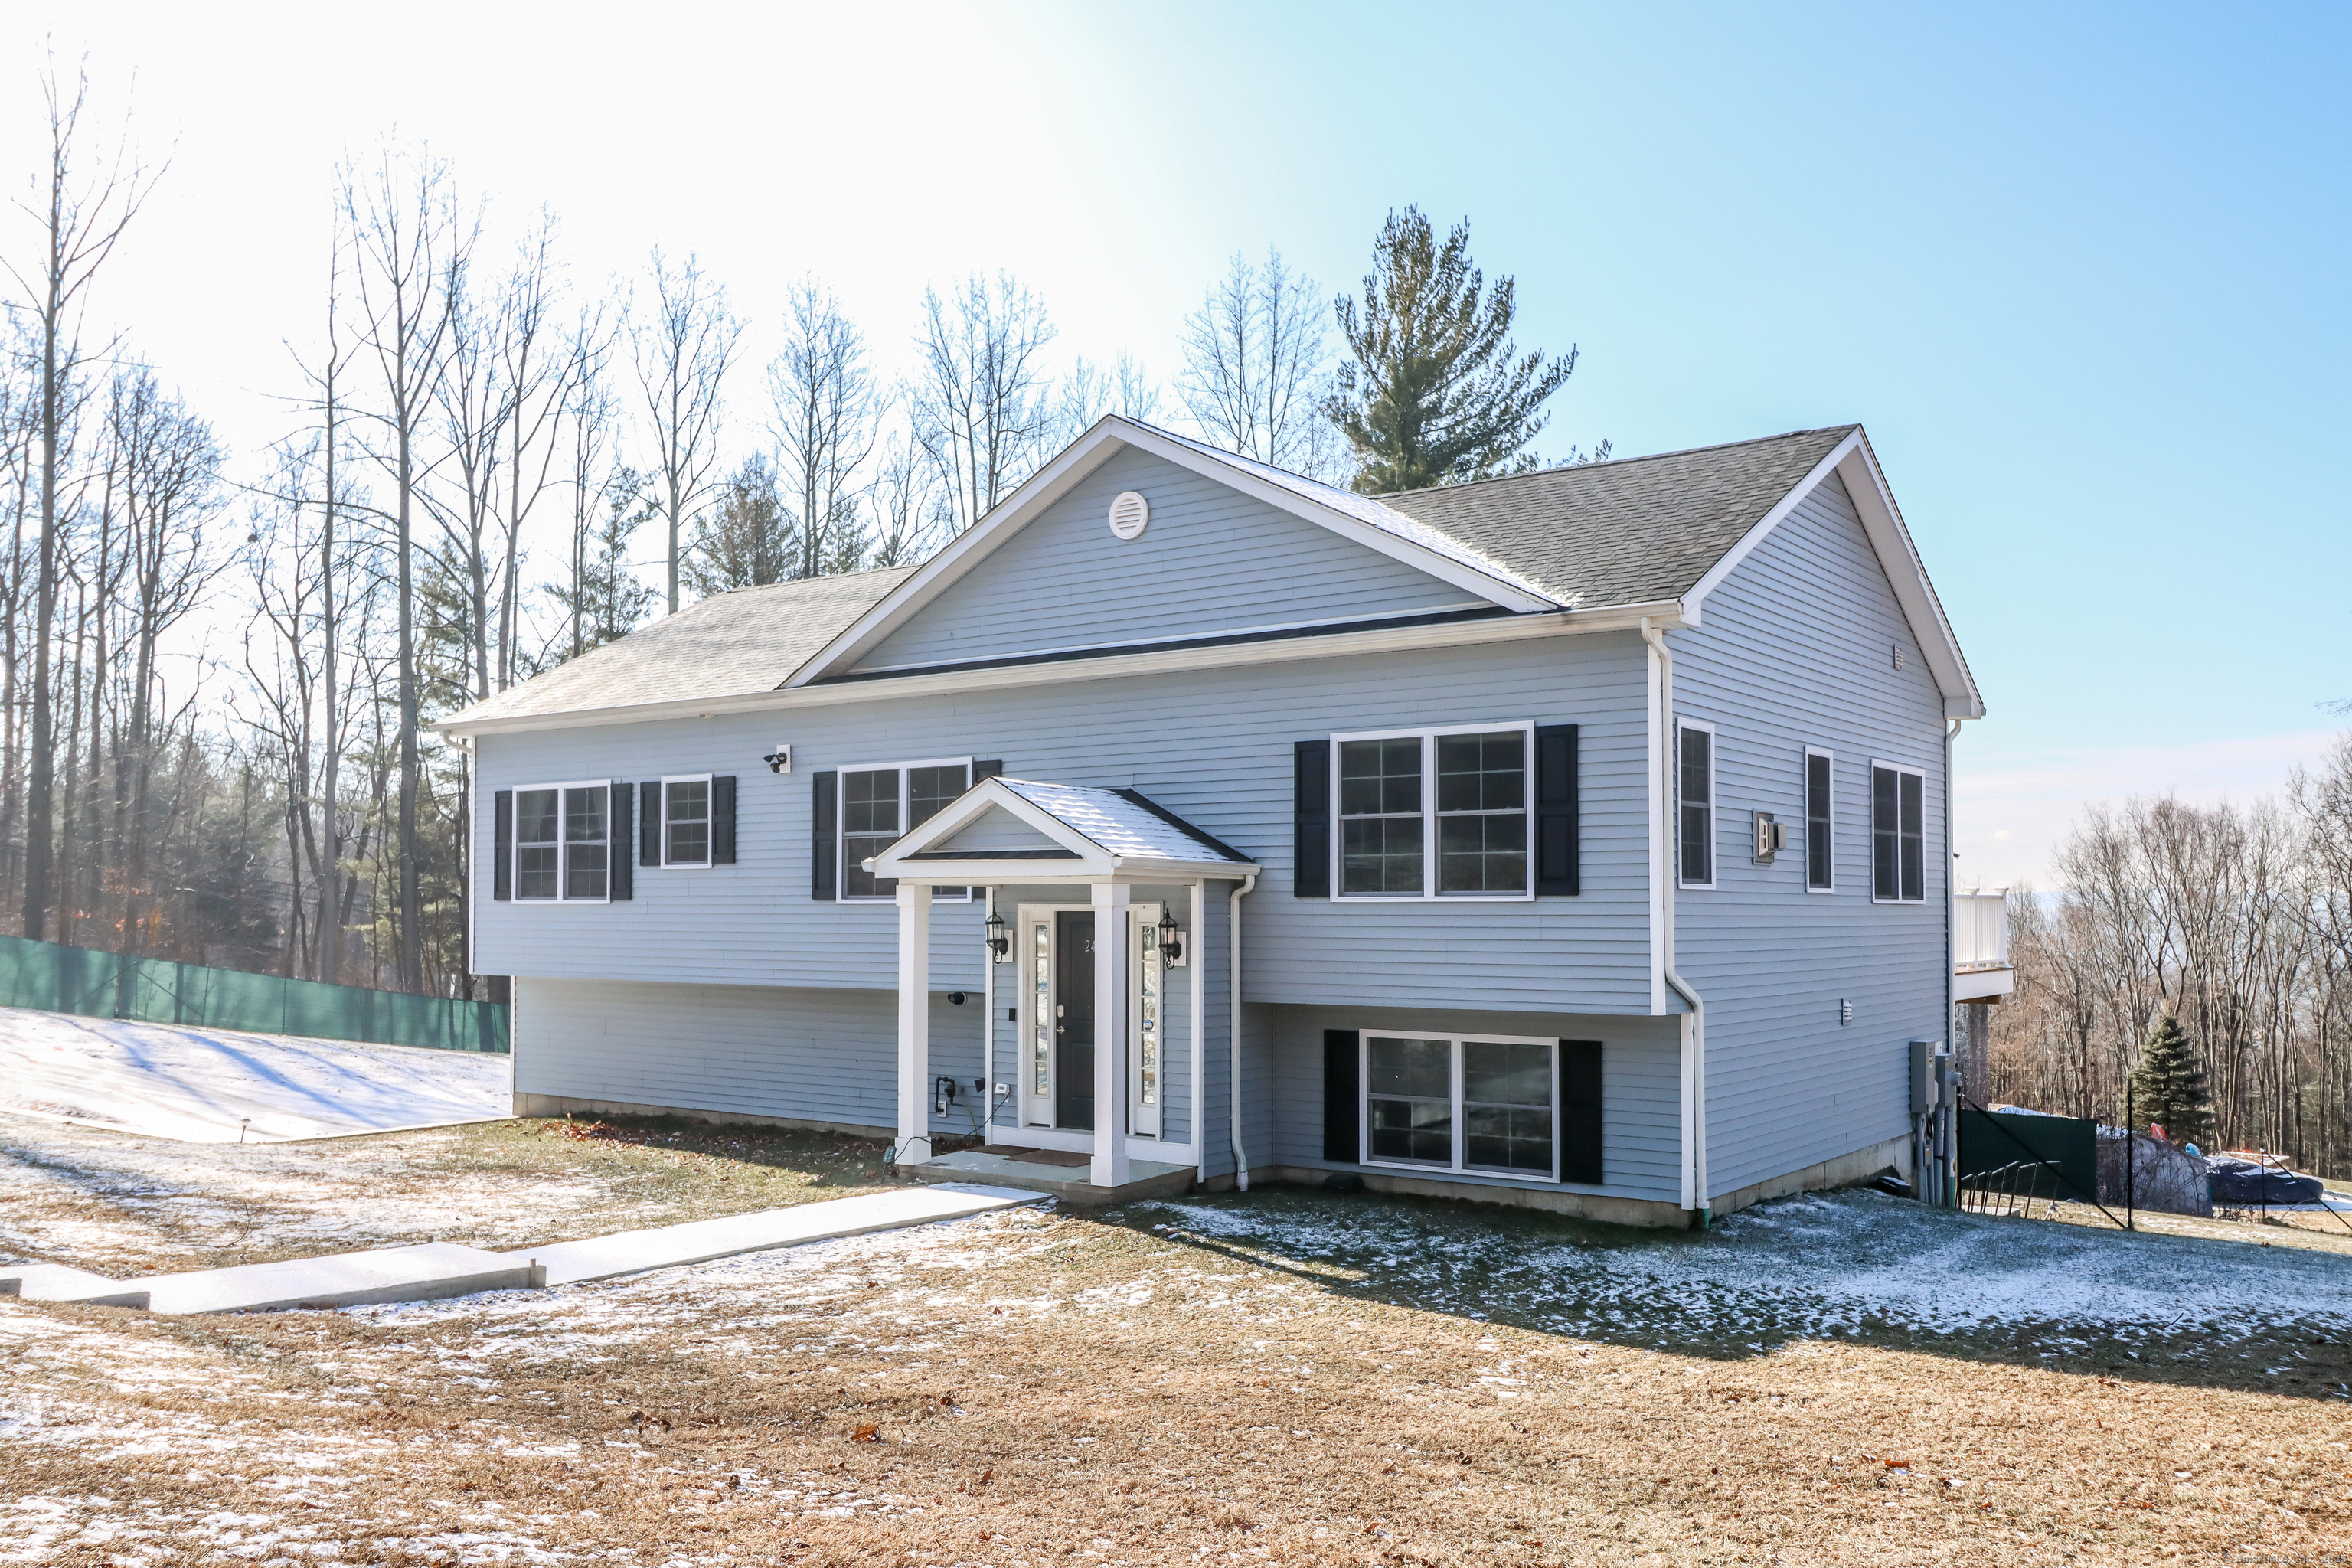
[1955,888,2011,971]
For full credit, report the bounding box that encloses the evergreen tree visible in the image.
[684,454,792,596]
[1324,206,1578,495]
[539,472,658,666]
[2127,1011,2216,1145]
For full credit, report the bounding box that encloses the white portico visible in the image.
[867,777,1257,1194]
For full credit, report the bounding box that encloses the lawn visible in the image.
[4,1112,2350,1566]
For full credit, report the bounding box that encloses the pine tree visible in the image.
[1324,206,1578,495]
[2126,1011,2216,1145]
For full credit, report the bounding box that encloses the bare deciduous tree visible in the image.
[769,282,880,580]
[910,273,1056,534]
[2,60,158,939]
[1175,248,1341,479]
[629,250,742,614]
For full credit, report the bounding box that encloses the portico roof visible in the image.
[870,777,1259,885]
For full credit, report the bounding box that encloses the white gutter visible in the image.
[1229,872,1259,1191]
[1642,617,1710,1223]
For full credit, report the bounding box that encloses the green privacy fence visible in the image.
[0,933,508,1054]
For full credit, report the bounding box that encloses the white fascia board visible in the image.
[880,778,1093,864]
[434,598,1687,739]
[784,416,1561,686]
[1834,435,1985,720]
[786,420,1133,687]
[887,856,1251,885]
[1679,426,1984,722]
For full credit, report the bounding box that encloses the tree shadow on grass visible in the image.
[1107,1182,2352,1404]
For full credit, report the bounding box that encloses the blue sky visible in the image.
[6,2,2347,886]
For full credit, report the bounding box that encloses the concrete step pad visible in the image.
[0,1261,152,1308]
[141,1243,542,1316]
[499,1182,1041,1287]
[906,1149,1197,1204]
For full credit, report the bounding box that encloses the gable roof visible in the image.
[1376,426,1856,609]
[876,776,1259,884]
[442,567,914,727]
[440,416,1979,735]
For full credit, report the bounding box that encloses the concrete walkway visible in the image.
[0,1181,1040,1315]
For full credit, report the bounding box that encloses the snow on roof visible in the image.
[992,778,1253,867]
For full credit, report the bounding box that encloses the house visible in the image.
[440,417,1981,1227]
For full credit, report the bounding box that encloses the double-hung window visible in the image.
[841,757,972,900]
[1333,723,1533,899]
[1804,747,1834,892]
[1363,1033,1557,1178]
[1871,761,1926,903]
[661,776,711,867]
[514,781,610,902]
[1677,721,1715,888]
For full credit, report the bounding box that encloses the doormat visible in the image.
[978,1145,1093,1168]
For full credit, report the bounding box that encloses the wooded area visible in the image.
[0,70,1583,1002]
[1989,732,2352,1178]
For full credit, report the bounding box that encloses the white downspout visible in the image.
[1228,872,1258,1191]
[1643,617,1710,1224]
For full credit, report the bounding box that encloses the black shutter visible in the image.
[1534,723,1579,896]
[492,790,512,901]
[812,771,838,900]
[609,783,633,901]
[1323,1028,1361,1162]
[712,776,737,864]
[639,781,662,867]
[973,760,1004,783]
[1560,1040,1602,1184]
[1293,739,1330,897]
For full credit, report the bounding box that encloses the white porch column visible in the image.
[1090,881,1132,1188]
[895,883,933,1168]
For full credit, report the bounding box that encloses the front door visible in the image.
[1053,911,1096,1130]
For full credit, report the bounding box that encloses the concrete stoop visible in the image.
[905,1149,1197,1204]
[0,1182,1040,1315]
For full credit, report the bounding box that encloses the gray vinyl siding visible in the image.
[854,446,1487,674]
[1668,472,1947,1200]
[1268,1006,1684,1203]
[513,976,984,1138]
[472,629,1654,1015]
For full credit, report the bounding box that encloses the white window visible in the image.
[1676,720,1715,889]
[661,775,711,867]
[1362,1033,1557,1178]
[1331,722,1534,900]
[840,756,973,901]
[1804,746,1834,893]
[514,781,611,903]
[1871,761,1926,903]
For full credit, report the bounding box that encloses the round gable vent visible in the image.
[1107,490,1149,541]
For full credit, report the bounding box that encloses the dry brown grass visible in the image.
[5,1115,2351,1566]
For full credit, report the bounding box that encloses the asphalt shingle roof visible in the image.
[443,567,914,727]
[1372,426,1857,609]
[443,425,1860,730]
[993,779,1256,866]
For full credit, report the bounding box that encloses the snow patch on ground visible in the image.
[0,1005,509,1142]
[1143,1188,2352,1344]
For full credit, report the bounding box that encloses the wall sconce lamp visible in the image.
[984,910,1010,963]
[1152,907,1185,967]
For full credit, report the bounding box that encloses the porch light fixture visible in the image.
[984,910,1009,962]
[1153,907,1184,965]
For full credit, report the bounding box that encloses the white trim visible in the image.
[874,775,1260,886]
[437,599,1689,739]
[1868,757,1929,905]
[837,756,976,903]
[656,773,714,869]
[1674,720,1717,891]
[1328,720,1537,902]
[1645,626,1668,1014]
[510,779,616,904]
[1802,746,1836,894]
[1357,1031,1561,1182]
[786,417,1561,687]
[846,599,1494,675]
[1677,426,1984,721]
